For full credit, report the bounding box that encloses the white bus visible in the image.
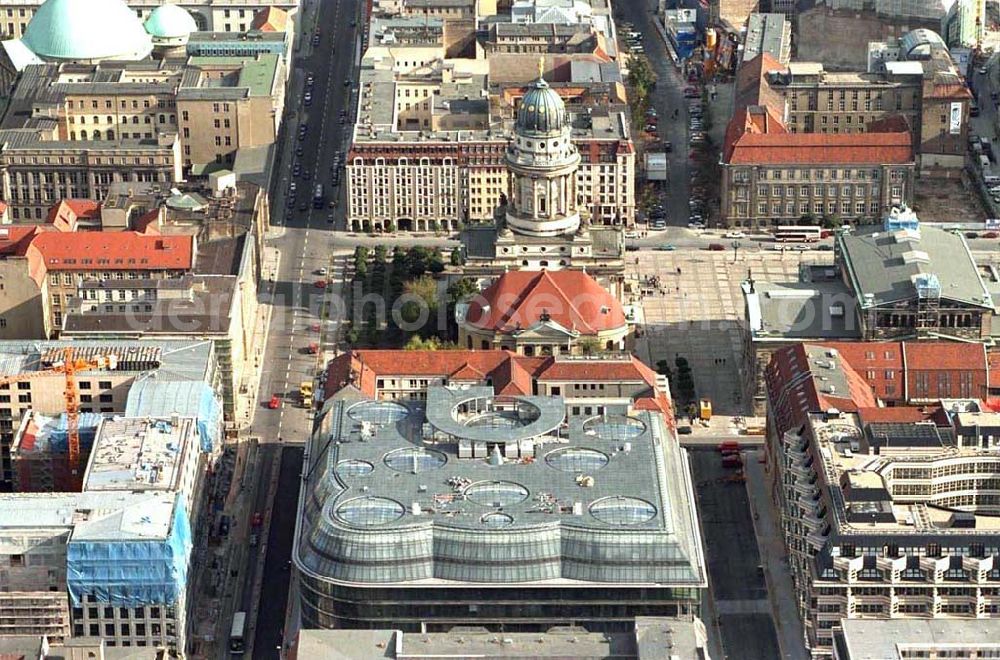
[774,225,822,243]
[230,611,246,655]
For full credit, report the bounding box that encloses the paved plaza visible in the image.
[630,247,834,415]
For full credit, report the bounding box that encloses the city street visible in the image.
[205,0,366,655]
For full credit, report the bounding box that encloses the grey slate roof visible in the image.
[837,224,993,309]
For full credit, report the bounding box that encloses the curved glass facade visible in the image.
[295,398,707,631]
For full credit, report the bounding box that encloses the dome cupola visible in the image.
[516,77,566,136]
[22,0,152,62]
[145,5,198,47]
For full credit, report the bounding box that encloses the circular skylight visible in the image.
[583,415,646,440]
[545,447,610,472]
[589,496,657,526]
[335,497,405,526]
[481,512,515,528]
[384,447,447,474]
[465,413,525,430]
[347,400,409,424]
[335,459,374,478]
[464,481,529,507]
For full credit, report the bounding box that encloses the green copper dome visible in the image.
[144,5,197,40]
[517,77,566,136]
[22,0,152,61]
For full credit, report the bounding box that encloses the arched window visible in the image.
[106,129,114,140]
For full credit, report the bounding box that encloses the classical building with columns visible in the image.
[462,74,625,298]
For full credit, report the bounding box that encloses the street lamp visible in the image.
[731,240,741,263]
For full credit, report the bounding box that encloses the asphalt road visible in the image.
[615,0,692,228]
[215,0,365,654]
[690,449,781,660]
[252,446,304,660]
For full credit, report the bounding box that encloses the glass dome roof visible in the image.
[22,0,152,61]
[144,4,198,39]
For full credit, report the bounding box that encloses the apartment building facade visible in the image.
[720,106,915,228]
[765,343,1000,657]
[1,55,283,193]
[742,49,970,172]
[347,122,634,231]
[0,133,182,222]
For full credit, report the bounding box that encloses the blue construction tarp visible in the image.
[66,499,192,608]
[125,380,223,453]
[32,412,104,454]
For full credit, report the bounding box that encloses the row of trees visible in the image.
[346,246,478,349]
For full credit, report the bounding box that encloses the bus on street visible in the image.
[774,225,822,242]
[230,611,246,654]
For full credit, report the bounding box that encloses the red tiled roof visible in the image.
[734,53,786,110]
[537,358,657,385]
[323,350,667,405]
[0,225,43,257]
[903,342,987,370]
[728,131,913,165]
[464,270,626,335]
[857,406,938,424]
[250,6,288,31]
[28,232,193,271]
[46,199,100,232]
[723,105,913,165]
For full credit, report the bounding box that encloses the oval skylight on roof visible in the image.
[348,400,409,424]
[335,497,405,526]
[384,447,447,474]
[589,496,657,526]
[583,415,646,440]
[481,512,515,528]
[464,481,529,507]
[335,459,374,478]
[545,447,610,472]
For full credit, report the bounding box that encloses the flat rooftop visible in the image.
[0,339,213,381]
[836,619,1000,659]
[743,278,859,342]
[296,388,705,586]
[82,417,196,493]
[295,616,709,659]
[0,490,178,541]
[804,407,1000,536]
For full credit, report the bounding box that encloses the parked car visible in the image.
[724,231,746,239]
[655,243,676,251]
[708,243,725,251]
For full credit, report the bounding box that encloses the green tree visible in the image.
[450,248,465,267]
[820,215,843,229]
[373,245,388,264]
[578,337,601,355]
[447,277,479,304]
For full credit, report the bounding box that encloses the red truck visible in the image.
[717,440,740,453]
[722,453,743,469]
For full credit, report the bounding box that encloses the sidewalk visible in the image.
[744,451,809,660]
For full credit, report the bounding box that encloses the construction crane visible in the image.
[0,347,117,489]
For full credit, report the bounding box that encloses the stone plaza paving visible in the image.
[630,247,834,416]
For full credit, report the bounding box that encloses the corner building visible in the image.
[293,385,706,631]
